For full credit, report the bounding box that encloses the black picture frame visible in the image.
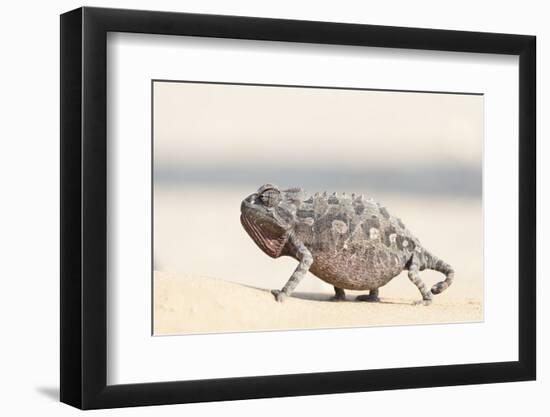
[60,6,536,410]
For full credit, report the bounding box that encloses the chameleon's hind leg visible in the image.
[356,288,380,302]
[408,255,433,306]
[271,235,313,302]
[331,287,347,301]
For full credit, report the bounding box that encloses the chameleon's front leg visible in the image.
[271,235,313,302]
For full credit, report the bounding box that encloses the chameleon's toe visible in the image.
[271,289,287,302]
[413,298,432,306]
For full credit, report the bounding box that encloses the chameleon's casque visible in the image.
[240,184,454,304]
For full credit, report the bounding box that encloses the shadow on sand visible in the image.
[239,283,413,305]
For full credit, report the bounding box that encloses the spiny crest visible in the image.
[284,187,303,193]
[328,192,339,204]
[283,187,305,203]
[378,206,391,219]
[304,190,374,210]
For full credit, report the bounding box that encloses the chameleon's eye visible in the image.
[259,188,281,207]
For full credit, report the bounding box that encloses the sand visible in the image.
[153,271,482,335]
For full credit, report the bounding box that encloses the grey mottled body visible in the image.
[240,184,454,305]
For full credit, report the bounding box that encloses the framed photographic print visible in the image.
[60,6,536,409]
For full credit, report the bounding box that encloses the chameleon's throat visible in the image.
[240,213,288,258]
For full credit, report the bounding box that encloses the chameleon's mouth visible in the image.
[240,211,288,258]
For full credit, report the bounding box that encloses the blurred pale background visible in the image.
[153,81,483,302]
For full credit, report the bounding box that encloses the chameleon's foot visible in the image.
[356,294,380,302]
[413,297,432,306]
[271,289,288,302]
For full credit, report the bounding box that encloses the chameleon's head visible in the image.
[240,184,301,258]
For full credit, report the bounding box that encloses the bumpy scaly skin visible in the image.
[240,184,454,305]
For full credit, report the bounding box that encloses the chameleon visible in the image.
[240,184,454,305]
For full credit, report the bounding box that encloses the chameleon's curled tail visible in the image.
[426,253,454,295]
